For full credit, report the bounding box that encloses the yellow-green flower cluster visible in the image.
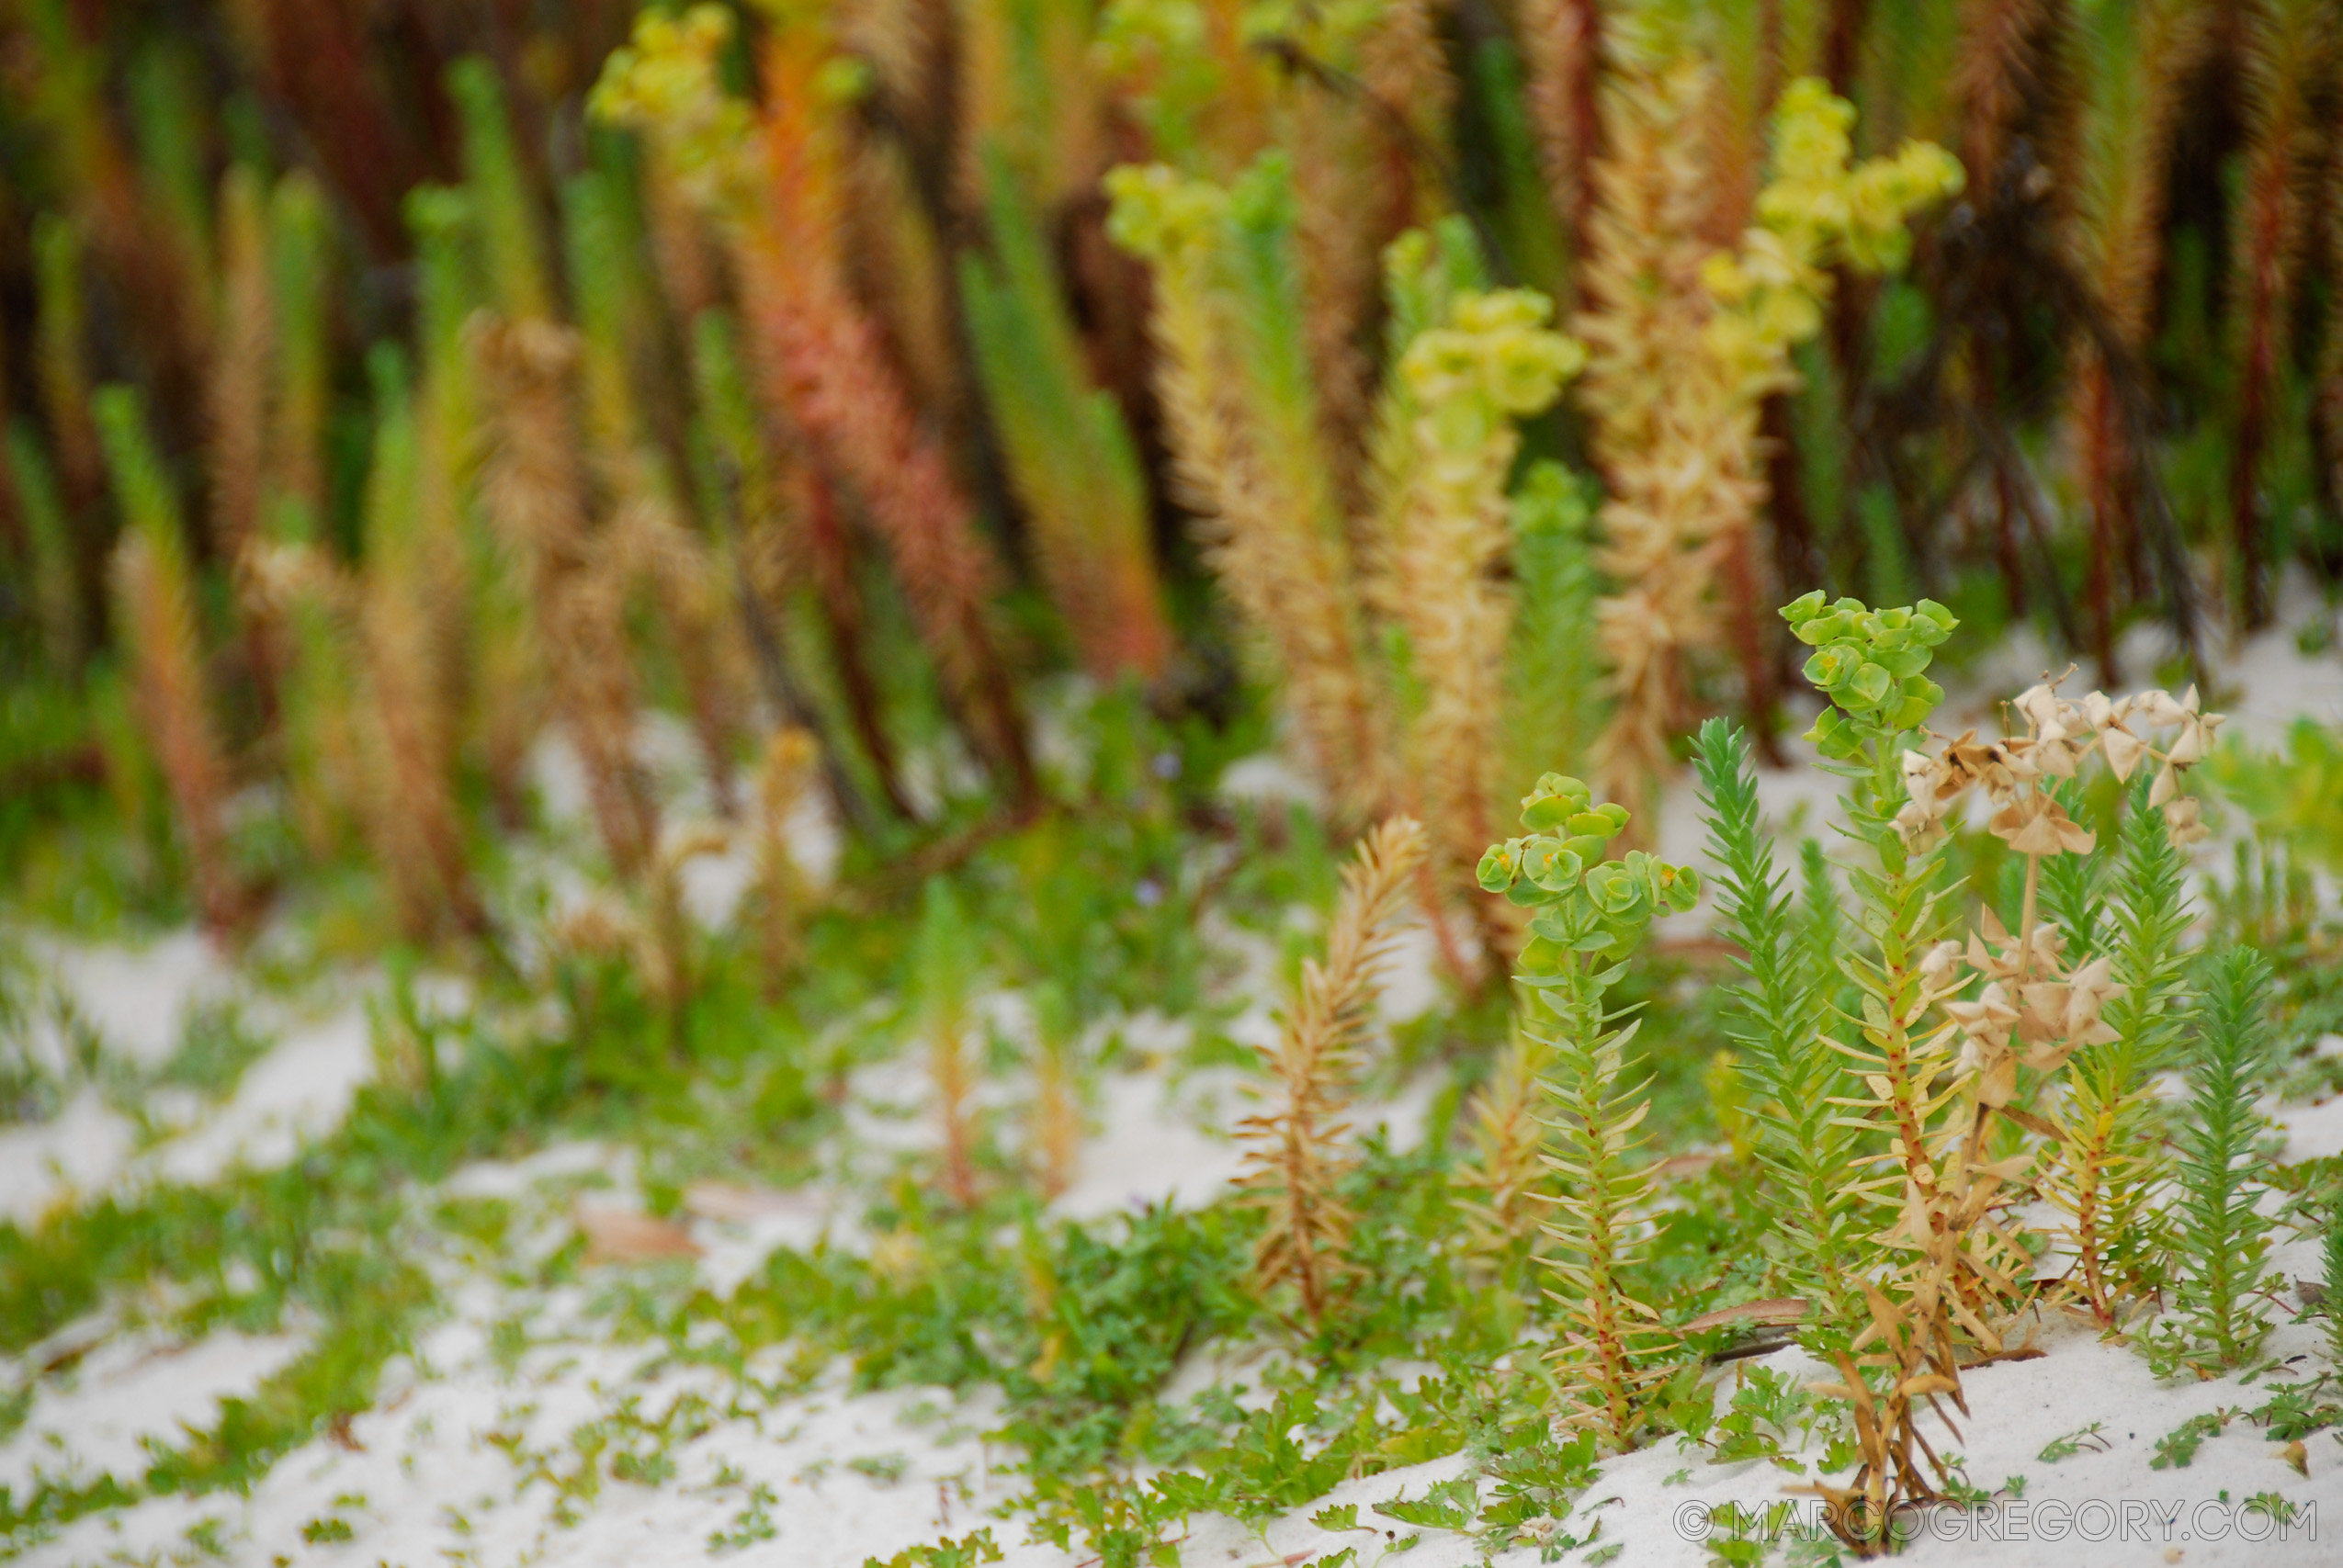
[1701,78,1963,388]
[1103,163,1230,266]
[1399,290,1587,449]
[1782,590,1958,760]
[1756,78,1965,271]
[1477,773,1699,970]
[589,6,757,222]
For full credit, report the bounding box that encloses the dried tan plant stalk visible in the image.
[359,579,483,942]
[1575,60,1731,807]
[112,535,244,938]
[355,365,484,942]
[1237,816,1427,1326]
[2225,0,2329,628]
[643,824,728,1030]
[1951,0,2077,203]
[471,316,660,878]
[1109,164,1388,822]
[1283,101,1384,478]
[641,161,720,322]
[931,1001,981,1211]
[840,0,946,140]
[1026,985,1084,1201]
[207,167,271,570]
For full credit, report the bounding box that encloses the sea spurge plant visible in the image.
[1107,156,1387,823]
[1479,773,1697,973]
[472,316,660,880]
[1783,592,2235,1549]
[962,152,1173,684]
[1747,79,1964,270]
[597,4,1038,809]
[1700,86,1963,390]
[589,6,758,223]
[1783,592,1984,1550]
[1396,289,1586,441]
[1479,777,1695,1451]
[1580,76,1959,804]
[1375,269,1584,942]
[1868,652,2231,1351]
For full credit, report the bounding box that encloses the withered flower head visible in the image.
[1988,790,2096,857]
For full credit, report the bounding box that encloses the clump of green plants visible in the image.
[1721,591,2255,1551]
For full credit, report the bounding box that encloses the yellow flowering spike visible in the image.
[589,6,758,224]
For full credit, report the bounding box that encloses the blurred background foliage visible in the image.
[0,0,2337,956]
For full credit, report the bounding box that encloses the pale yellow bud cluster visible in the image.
[1102,163,1231,267]
[1399,290,1587,451]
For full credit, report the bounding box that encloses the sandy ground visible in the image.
[4,602,2342,1567]
[9,1020,2341,1568]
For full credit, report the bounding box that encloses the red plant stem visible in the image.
[743,54,1038,807]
